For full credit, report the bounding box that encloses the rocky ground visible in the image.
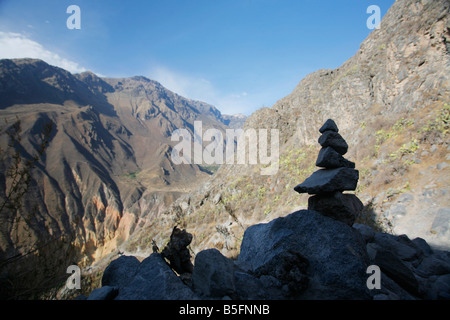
[77,209,450,300]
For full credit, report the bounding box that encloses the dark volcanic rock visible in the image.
[373,249,419,296]
[318,131,349,155]
[234,272,266,300]
[412,238,434,257]
[319,119,339,133]
[237,210,370,299]
[192,249,235,298]
[87,286,118,300]
[308,192,363,226]
[353,223,376,243]
[114,253,198,300]
[253,250,309,296]
[161,226,194,275]
[416,251,450,277]
[316,147,355,169]
[373,233,420,262]
[375,271,417,300]
[101,255,140,288]
[294,167,359,194]
[93,212,450,300]
[425,274,450,300]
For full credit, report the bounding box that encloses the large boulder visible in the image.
[114,253,198,300]
[101,255,140,288]
[373,271,417,300]
[192,249,235,298]
[431,208,450,239]
[237,210,370,299]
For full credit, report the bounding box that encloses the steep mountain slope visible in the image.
[0,58,230,296]
[129,0,449,261]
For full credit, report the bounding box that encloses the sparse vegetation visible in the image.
[198,164,220,174]
[418,101,449,142]
[123,171,139,179]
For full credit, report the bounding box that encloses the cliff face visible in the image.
[134,0,449,261]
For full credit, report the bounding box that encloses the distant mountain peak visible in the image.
[221,113,248,128]
[130,75,152,83]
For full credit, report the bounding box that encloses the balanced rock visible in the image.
[319,119,339,133]
[294,167,359,195]
[316,147,355,169]
[318,131,348,155]
[294,119,362,225]
[308,192,363,226]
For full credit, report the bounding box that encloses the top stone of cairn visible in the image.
[319,119,339,133]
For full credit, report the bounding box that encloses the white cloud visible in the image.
[151,66,215,101]
[231,92,248,99]
[150,66,256,115]
[0,31,87,74]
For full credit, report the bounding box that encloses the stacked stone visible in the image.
[294,119,363,226]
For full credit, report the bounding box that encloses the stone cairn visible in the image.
[294,119,363,226]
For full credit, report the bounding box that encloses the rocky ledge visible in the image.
[79,209,450,300]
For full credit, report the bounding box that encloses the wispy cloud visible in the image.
[0,31,87,74]
[151,66,215,102]
[150,66,257,115]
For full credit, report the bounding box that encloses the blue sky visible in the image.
[0,0,395,115]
